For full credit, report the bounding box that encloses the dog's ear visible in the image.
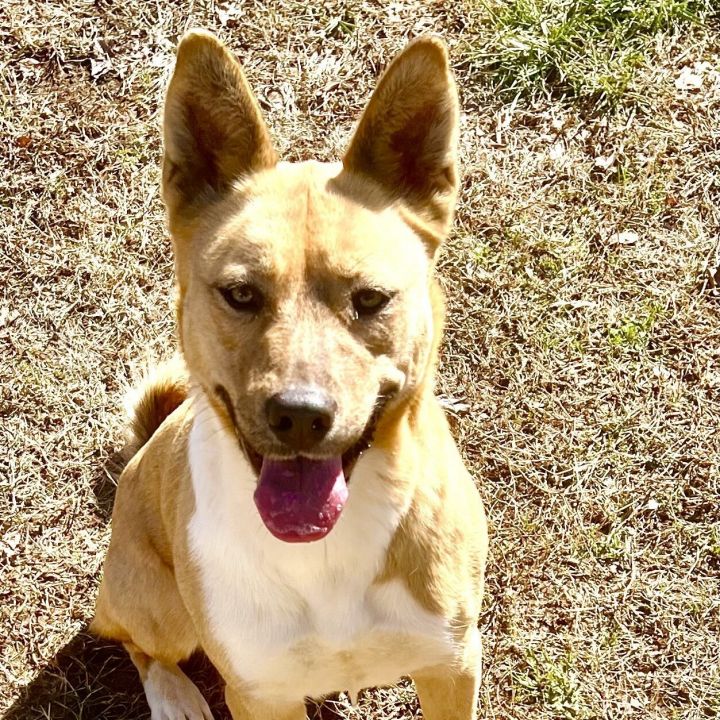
[343,37,459,238]
[162,30,277,223]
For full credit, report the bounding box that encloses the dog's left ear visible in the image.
[343,37,459,239]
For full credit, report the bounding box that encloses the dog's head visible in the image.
[162,31,459,542]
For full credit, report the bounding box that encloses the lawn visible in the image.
[1,0,719,718]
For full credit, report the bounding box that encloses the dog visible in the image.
[92,29,488,720]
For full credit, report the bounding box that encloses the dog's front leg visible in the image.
[124,642,214,720]
[225,686,307,720]
[412,628,482,720]
[413,669,480,720]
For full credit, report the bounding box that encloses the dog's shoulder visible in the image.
[110,398,196,548]
[373,396,488,626]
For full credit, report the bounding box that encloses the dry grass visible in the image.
[1,1,719,719]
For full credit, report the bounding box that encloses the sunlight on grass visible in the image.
[463,0,717,107]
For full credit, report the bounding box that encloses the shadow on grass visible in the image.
[90,445,126,522]
[3,632,228,720]
[4,630,349,719]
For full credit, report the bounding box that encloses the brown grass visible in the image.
[1,1,719,719]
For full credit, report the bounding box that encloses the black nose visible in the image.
[265,387,337,452]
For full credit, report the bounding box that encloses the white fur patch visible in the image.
[186,392,456,704]
[143,661,214,720]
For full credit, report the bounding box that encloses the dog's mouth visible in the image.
[238,419,375,482]
[221,391,384,544]
[242,416,378,544]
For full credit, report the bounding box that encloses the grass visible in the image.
[514,649,586,718]
[462,0,718,107]
[606,302,662,350]
[1,0,720,719]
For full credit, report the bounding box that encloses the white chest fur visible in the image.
[186,394,455,702]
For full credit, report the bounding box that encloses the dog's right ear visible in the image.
[162,30,277,224]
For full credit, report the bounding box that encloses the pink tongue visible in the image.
[254,457,348,542]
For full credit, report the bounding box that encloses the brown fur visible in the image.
[93,30,487,720]
[125,357,190,452]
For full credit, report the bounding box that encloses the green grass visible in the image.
[607,302,662,351]
[463,0,717,108]
[514,649,589,718]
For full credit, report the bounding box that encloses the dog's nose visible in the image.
[265,387,337,452]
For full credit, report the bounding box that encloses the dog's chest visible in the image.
[195,557,451,701]
[185,401,454,701]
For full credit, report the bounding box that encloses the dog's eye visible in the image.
[352,289,390,317]
[220,283,263,313]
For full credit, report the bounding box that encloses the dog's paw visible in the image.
[143,661,214,720]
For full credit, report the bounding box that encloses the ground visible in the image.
[1,1,719,719]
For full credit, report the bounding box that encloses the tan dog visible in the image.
[92,29,488,720]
